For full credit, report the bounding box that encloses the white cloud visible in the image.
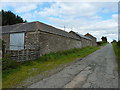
[36,2,118,19]
[15,4,38,13]
[38,2,98,18]
[0,2,42,13]
[112,14,118,21]
[45,2,118,42]
[47,14,118,42]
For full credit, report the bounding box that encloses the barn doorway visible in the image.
[10,33,24,50]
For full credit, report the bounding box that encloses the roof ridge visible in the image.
[35,21,40,30]
[69,31,92,40]
[2,22,26,27]
[35,21,71,35]
[85,33,96,38]
[2,21,40,27]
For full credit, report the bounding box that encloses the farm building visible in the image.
[2,21,96,61]
[85,33,97,46]
[69,31,92,47]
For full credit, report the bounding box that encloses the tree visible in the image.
[1,10,27,26]
[117,40,120,46]
[101,36,107,43]
[111,40,117,43]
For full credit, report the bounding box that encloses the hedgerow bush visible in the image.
[2,54,19,70]
[97,41,102,46]
[117,40,120,46]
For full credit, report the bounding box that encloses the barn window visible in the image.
[10,33,24,50]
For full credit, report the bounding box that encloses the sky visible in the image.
[0,1,119,42]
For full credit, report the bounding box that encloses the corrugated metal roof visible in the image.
[2,21,80,41]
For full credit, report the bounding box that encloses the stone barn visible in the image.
[69,31,92,47]
[85,33,97,46]
[2,21,95,61]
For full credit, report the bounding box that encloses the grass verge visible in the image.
[2,46,99,88]
[100,43,108,46]
[112,42,120,73]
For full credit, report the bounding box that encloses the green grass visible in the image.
[100,43,108,46]
[112,42,120,73]
[2,46,99,88]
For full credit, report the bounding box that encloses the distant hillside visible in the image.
[0,10,27,26]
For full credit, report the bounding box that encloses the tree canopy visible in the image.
[101,36,107,43]
[0,10,27,26]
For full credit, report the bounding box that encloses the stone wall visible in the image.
[24,31,82,56]
[85,34,97,46]
[81,38,92,47]
[2,32,41,61]
[2,33,10,50]
[6,49,40,61]
[38,31,82,55]
[69,31,92,48]
[25,31,40,50]
[2,30,94,61]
